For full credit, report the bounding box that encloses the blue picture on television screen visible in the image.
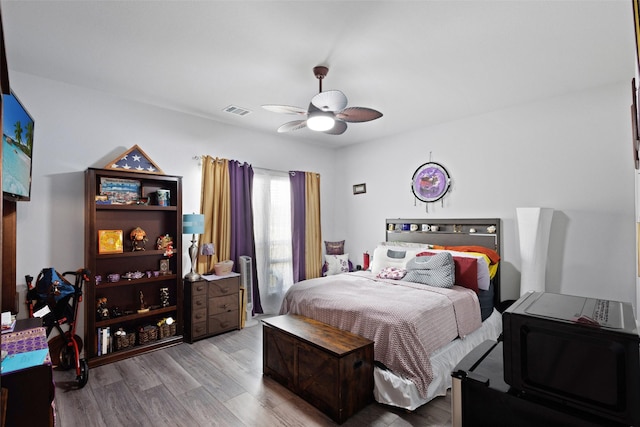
[2,91,34,200]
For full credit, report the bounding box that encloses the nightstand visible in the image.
[183,274,240,343]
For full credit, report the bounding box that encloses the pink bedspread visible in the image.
[279,271,482,398]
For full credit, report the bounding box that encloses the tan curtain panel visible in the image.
[304,172,322,279]
[198,156,231,274]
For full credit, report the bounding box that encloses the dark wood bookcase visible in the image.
[84,168,183,367]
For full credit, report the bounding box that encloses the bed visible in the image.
[279,218,503,411]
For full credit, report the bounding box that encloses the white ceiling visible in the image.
[0,0,635,147]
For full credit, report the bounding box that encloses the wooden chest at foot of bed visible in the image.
[262,314,374,424]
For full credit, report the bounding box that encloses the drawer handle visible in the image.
[220,287,229,293]
[220,321,230,328]
[220,304,230,310]
[195,313,204,319]
[196,285,205,292]
[353,360,363,369]
[195,300,203,306]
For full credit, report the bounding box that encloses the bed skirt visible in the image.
[373,308,502,410]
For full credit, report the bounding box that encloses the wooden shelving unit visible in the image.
[84,168,183,367]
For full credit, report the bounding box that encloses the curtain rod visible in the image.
[193,155,224,163]
[194,156,319,177]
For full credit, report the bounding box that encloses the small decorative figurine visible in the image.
[130,226,148,251]
[137,290,149,313]
[156,234,174,258]
[96,297,110,320]
[487,225,497,234]
[160,287,169,308]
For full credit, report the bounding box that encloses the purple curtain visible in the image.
[290,171,306,283]
[229,161,262,314]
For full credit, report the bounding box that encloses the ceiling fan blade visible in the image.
[277,120,307,133]
[324,120,347,135]
[311,90,348,112]
[262,105,308,115]
[336,107,383,123]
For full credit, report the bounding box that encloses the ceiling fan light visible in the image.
[307,111,335,131]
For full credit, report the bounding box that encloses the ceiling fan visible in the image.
[262,66,383,135]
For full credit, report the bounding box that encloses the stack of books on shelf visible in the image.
[97,327,112,355]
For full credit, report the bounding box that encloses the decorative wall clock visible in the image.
[411,162,451,203]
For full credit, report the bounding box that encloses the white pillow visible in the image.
[370,245,423,276]
[325,253,350,276]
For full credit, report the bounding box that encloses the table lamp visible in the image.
[183,213,205,281]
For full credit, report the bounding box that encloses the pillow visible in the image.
[376,267,407,280]
[421,249,492,291]
[325,253,350,275]
[418,251,478,292]
[402,252,455,288]
[370,245,423,275]
[325,240,345,255]
[322,259,354,276]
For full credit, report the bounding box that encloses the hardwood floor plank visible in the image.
[53,368,108,427]
[136,383,201,427]
[87,361,123,388]
[144,349,202,396]
[269,391,338,427]
[339,403,402,427]
[166,343,247,402]
[176,386,245,426]
[223,391,289,427]
[91,380,154,427]
[113,355,164,393]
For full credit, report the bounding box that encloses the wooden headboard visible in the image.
[385,218,502,307]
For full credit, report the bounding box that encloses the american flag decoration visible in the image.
[103,145,164,175]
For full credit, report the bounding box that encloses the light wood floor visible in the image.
[52,316,452,426]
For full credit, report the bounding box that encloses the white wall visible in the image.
[9,72,638,327]
[335,82,636,307]
[9,71,339,327]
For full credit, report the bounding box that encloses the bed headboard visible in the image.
[385,218,502,307]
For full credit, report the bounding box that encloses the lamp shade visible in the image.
[183,214,205,235]
[517,207,553,296]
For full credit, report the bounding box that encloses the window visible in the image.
[252,169,294,314]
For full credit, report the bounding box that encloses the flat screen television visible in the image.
[503,291,640,426]
[2,90,34,201]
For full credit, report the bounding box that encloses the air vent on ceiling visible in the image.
[223,105,251,116]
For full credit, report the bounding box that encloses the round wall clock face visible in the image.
[411,162,451,203]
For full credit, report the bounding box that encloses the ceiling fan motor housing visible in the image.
[313,66,329,80]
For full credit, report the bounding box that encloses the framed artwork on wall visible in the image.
[353,183,366,195]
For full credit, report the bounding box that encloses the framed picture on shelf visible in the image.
[98,230,124,254]
[99,177,141,204]
[159,259,170,275]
